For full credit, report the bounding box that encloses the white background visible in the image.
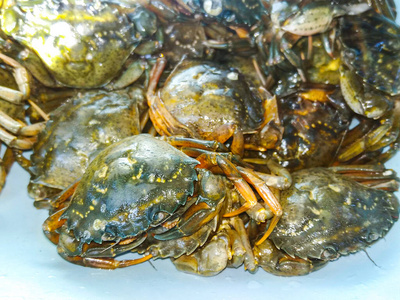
[1,2,400,299]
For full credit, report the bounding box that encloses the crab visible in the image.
[0,0,162,89]
[244,85,353,171]
[169,163,399,277]
[42,134,289,269]
[336,100,400,165]
[256,165,399,275]
[338,10,399,119]
[250,0,373,82]
[147,57,282,157]
[28,87,144,208]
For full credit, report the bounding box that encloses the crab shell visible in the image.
[28,88,141,200]
[340,10,400,97]
[0,0,157,88]
[270,168,399,260]
[160,59,265,137]
[62,134,200,245]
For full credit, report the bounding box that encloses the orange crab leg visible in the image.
[237,167,282,245]
[58,247,153,269]
[231,129,244,157]
[193,152,259,218]
[42,207,67,244]
[147,57,196,137]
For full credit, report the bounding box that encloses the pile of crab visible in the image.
[0,0,399,276]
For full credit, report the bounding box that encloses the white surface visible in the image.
[1,3,400,300]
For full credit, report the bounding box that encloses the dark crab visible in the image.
[251,0,373,82]
[339,10,400,120]
[42,134,288,269]
[257,165,399,276]
[28,87,144,207]
[245,85,353,171]
[336,100,400,165]
[0,0,161,89]
[170,164,399,277]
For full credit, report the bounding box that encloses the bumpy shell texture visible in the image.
[270,168,399,260]
[29,89,141,194]
[161,60,264,135]
[340,10,400,96]
[62,134,199,245]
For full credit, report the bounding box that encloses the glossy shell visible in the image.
[270,168,399,260]
[29,88,141,199]
[0,0,157,88]
[340,10,400,96]
[272,91,352,170]
[62,134,199,244]
[160,59,264,136]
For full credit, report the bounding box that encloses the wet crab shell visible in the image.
[160,59,265,136]
[271,90,352,170]
[28,88,142,200]
[62,134,199,245]
[0,0,158,88]
[340,10,400,96]
[269,168,399,260]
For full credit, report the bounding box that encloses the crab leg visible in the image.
[192,152,264,219]
[51,181,80,209]
[163,136,230,152]
[0,53,30,103]
[0,127,37,149]
[329,165,399,191]
[236,167,282,245]
[0,147,14,192]
[338,118,392,162]
[57,247,153,269]
[155,171,227,240]
[83,235,148,258]
[42,207,67,244]
[230,217,257,273]
[242,159,292,189]
[147,57,196,137]
[0,110,45,135]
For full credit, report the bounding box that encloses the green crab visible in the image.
[28,87,144,208]
[0,0,162,89]
[42,134,289,269]
[176,165,399,277]
[261,165,399,275]
[147,58,282,157]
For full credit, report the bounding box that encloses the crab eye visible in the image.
[152,212,168,225]
[101,232,116,241]
[321,247,338,260]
